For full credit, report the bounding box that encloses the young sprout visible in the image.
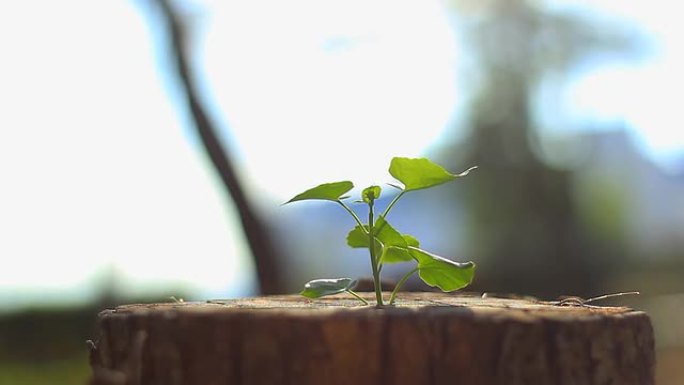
[284,157,476,306]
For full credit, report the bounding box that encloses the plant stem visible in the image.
[337,200,367,232]
[388,267,419,305]
[381,190,405,219]
[345,289,369,305]
[368,202,384,306]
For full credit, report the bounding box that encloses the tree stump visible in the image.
[88,292,654,385]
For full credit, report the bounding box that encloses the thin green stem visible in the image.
[388,267,419,305]
[337,200,367,232]
[368,202,384,306]
[381,190,406,220]
[345,289,369,305]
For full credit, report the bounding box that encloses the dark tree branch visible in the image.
[153,0,283,294]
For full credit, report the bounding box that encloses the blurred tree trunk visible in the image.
[463,74,596,296]
[152,0,283,294]
[444,0,640,297]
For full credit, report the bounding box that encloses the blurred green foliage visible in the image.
[439,0,643,298]
[0,354,90,385]
[0,293,186,385]
[0,306,96,385]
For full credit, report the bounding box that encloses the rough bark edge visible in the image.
[88,293,655,385]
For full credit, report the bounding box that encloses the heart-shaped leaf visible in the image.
[409,247,475,292]
[346,217,405,249]
[373,217,406,247]
[381,246,414,263]
[362,185,382,204]
[380,233,420,263]
[389,157,475,192]
[346,225,383,258]
[348,219,420,264]
[300,278,356,298]
[286,181,354,204]
[402,234,420,247]
[346,225,371,248]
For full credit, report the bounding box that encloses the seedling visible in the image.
[285,157,477,306]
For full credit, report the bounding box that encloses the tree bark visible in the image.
[88,292,654,385]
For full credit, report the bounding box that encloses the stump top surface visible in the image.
[102,292,644,322]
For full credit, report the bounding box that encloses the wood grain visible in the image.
[88,292,654,385]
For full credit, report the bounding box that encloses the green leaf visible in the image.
[362,185,382,204]
[409,247,475,292]
[348,219,416,263]
[380,233,420,264]
[285,181,354,204]
[300,278,356,298]
[346,217,406,249]
[346,225,370,248]
[402,234,420,247]
[381,246,414,263]
[346,225,383,260]
[389,157,475,192]
[373,217,406,248]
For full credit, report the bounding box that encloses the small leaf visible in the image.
[346,225,383,256]
[300,278,356,298]
[346,225,370,248]
[410,247,475,292]
[389,157,474,192]
[373,217,406,248]
[379,232,420,264]
[362,185,382,204]
[346,218,405,249]
[348,219,414,263]
[402,234,420,247]
[381,246,414,263]
[285,181,354,204]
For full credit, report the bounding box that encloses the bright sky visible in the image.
[200,0,460,198]
[0,0,681,309]
[0,1,256,308]
[549,0,684,168]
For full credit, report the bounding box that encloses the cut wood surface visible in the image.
[89,292,654,385]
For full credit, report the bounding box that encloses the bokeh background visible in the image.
[1,0,683,384]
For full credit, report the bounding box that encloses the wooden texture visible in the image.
[88,293,654,385]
